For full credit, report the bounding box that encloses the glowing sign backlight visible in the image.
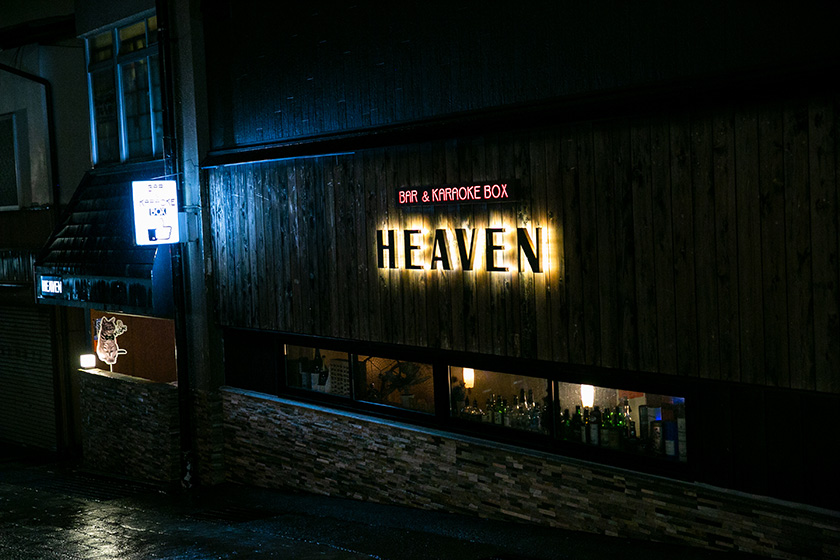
[376,226,546,273]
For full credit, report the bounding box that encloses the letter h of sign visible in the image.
[376,230,397,268]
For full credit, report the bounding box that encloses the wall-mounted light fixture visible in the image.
[580,384,595,408]
[463,367,475,389]
[80,354,96,369]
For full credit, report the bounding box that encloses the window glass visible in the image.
[121,60,153,159]
[89,31,113,63]
[356,355,434,414]
[0,114,19,208]
[147,16,158,45]
[450,367,550,433]
[90,70,119,163]
[86,15,161,165]
[285,345,352,398]
[149,55,163,156]
[119,21,147,54]
[555,382,687,462]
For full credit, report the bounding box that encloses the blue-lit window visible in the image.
[85,14,163,165]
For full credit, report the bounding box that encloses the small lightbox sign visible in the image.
[39,276,63,297]
[132,180,180,245]
[396,181,516,208]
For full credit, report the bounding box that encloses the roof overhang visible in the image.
[33,162,174,317]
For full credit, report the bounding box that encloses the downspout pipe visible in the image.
[0,61,62,215]
[155,0,195,489]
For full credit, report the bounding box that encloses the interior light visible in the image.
[463,367,475,389]
[580,384,595,408]
[80,354,97,369]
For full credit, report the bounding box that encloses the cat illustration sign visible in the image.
[132,180,180,245]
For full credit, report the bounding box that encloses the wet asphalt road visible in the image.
[0,447,762,560]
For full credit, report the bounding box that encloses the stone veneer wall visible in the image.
[79,369,180,484]
[193,388,226,485]
[222,388,840,560]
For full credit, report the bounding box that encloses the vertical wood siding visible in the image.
[204,1,840,152]
[208,98,840,394]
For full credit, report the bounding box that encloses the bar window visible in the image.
[449,366,550,434]
[356,355,434,414]
[284,345,352,398]
[555,382,687,462]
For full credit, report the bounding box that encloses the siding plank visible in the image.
[630,118,659,373]
[691,112,721,380]
[577,123,601,366]
[594,121,620,369]
[650,117,677,374]
[734,107,765,385]
[670,114,698,377]
[810,98,840,394]
[614,120,638,371]
[783,102,815,392]
[758,105,789,388]
[544,129,568,362]
[559,126,585,364]
[713,107,741,383]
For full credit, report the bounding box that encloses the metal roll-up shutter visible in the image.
[0,305,56,450]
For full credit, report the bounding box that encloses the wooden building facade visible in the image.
[198,2,840,556]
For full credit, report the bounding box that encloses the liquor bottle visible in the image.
[570,405,583,442]
[638,405,649,442]
[564,408,571,428]
[650,420,663,454]
[582,406,590,443]
[676,402,687,462]
[502,398,511,427]
[494,396,504,425]
[662,404,678,459]
[600,407,612,448]
[621,397,636,440]
[559,408,570,440]
[613,405,626,449]
[312,349,323,373]
[532,401,543,432]
[588,405,601,446]
[483,397,493,423]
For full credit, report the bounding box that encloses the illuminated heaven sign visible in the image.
[396,181,516,207]
[132,180,180,246]
[376,227,546,273]
[39,276,63,297]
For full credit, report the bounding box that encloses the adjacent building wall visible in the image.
[79,369,180,484]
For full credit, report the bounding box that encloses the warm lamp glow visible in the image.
[463,368,475,389]
[580,384,595,408]
[80,354,96,369]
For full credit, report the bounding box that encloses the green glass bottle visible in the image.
[571,405,584,442]
[588,405,601,446]
[613,405,627,448]
[600,407,612,448]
